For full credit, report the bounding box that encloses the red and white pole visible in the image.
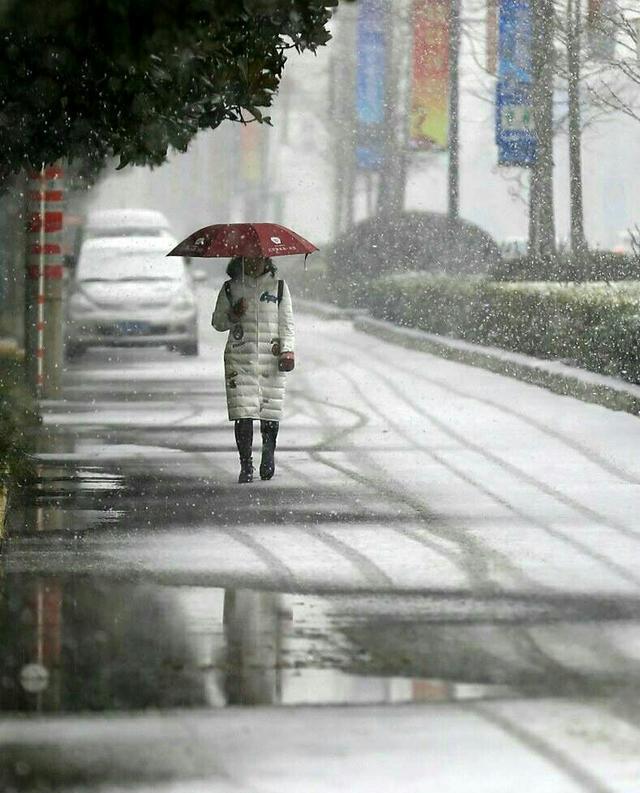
[25,164,65,398]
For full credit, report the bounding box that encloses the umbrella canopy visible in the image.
[167,223,318,259]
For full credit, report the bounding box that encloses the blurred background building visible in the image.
[86,0,640,251]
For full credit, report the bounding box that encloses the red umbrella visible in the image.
[167,222,318,259]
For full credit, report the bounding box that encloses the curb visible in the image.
[353,315,640,417]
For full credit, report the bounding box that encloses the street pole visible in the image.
[378,0,398,217]
[343,3,357,232]
[25,164,65,399]
[376,0,412,219]
[448,0,460,222]
[529,0,556,259]
[567,0,587,258]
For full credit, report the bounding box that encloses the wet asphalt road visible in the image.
[2,287,640,791]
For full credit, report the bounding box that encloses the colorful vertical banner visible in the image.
[496,0,536,166]
[240,123,261,183]
[409,0,449,150]
[356,0,387,170]
[588,0,603,24]
[587,0,617,61]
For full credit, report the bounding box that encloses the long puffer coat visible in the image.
[212,270,294,422]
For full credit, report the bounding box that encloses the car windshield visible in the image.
[77,250,186,282]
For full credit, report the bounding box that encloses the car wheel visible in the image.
[177,340,198,356]
[65,342,86,360]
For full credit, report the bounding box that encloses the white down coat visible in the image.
[212,270,295,422]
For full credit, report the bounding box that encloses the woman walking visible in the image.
[212,256,295,483]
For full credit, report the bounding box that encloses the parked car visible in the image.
[65,237,200,358]
[83,209,174,241]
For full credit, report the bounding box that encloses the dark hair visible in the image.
[226,256,277,279]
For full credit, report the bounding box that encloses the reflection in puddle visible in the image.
[2,575,640,713]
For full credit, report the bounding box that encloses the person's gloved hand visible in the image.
[230,298,247,320]
[279,351,295,372]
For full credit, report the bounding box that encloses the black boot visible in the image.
[260,420,279,480]
[238,458,253,484]
[235,419,254,483]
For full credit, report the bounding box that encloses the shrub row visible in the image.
[0,353,37,489]
[368,274,640,384]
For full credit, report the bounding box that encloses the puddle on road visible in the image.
[5,423,640,714]
[2,574,640,713]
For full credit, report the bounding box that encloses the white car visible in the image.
[65,237,200,358]
[83,208,174,241]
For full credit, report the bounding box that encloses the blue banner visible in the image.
[496,0,536,167]
[356,0,387,170]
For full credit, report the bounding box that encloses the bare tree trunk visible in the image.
[377,0,403,217]
[331,7,357,236]
[567,0,587,257]
[529,0,556,259]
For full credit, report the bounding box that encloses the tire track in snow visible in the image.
[304,324,640,553]
[282,454,468,582]
[293,367,534,593]
[217,526,298,590]
[283,377,399,588]
[372,362,640,544]
[469,703,615,793]
[340,323,640,486]
[301,521,394,588]
[342,362,640,589]
[361,358,640,548]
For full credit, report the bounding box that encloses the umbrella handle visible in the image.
[304,253,308,300]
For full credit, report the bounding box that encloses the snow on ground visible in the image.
[6,298,640,791]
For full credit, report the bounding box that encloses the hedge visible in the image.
[0,350,37,490]
[489,252,640,282]
[368,274,640,384]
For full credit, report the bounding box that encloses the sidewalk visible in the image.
[3,699,640,792]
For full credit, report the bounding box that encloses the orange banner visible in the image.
[409,0,449,150]
[240,123,262,183]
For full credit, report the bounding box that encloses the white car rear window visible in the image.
[77,250,186,281]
